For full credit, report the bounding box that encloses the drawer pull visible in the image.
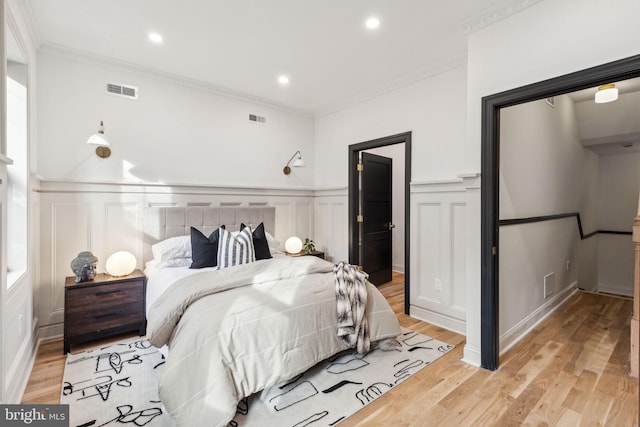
[94,310,123,319]
[95,289,123,296]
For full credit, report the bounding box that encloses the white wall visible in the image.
[498,95,599,351]
[596,152,640,296]
[364,144,405,273]
[465,0,640,366]
[314,64,471,334]
[37,49,315,189]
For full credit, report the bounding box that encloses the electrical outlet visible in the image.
[435,278,442,291]
[543,273,554,298]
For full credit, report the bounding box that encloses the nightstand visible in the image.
[64,270,146,354]
[287,250,325,259]
[306,250,325,259]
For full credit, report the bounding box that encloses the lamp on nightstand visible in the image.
[284,236,303,255]
[105,251,137,277]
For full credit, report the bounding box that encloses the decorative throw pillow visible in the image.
[217,226,255,269]
[241,222,272,260]
[190,226,224,269]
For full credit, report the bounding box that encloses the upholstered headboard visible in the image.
[143,206,276,261]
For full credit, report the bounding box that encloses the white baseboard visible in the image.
[462,345,481,367]
[409,305,465,335]
[499,281,578,355]
[596,285,633,297]
[5,320,39,403]
[37,323,64,342]
[392,264,405,274]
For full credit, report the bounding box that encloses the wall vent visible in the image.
[249,114,266,124]
[106,82,139,100]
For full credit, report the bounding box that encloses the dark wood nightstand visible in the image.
[288,250,325,259]
[306,250,325,259]
[64,270,146,354]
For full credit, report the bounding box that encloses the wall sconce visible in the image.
[87,121,112,158]
[283,150,305,175]
[594,83,618,104]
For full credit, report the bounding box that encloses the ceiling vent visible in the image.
[249,114,266,125]
[105,82,139,100]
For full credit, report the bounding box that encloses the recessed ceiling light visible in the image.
[148,32,163,44]
[365,17,380,30]
[278,75,289,85]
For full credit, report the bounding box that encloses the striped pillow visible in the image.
[217,226,256,269]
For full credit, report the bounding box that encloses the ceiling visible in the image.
[25,0,538,116]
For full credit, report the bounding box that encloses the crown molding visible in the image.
[15,0,42,48]
[316,52,468,118]
[38,43,315,119]
[462,0,545,34]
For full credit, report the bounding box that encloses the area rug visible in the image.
[60,330,454,427]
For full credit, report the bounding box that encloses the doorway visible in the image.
[481,54,640,370]
[348,132,412,313]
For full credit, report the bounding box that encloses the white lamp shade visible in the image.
[285,236,303,254]
[292,157,305,167]
[105,251,137,277]
[87,133,110,146]
[594,85,618,104]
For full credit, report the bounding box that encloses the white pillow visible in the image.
[265,232,280,251]
[217,227,255,269]
[151,235,191,262]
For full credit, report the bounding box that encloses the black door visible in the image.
[360,152,393,285]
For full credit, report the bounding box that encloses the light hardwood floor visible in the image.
[22,273,639,426]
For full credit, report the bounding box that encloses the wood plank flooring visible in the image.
[22,272,638,426]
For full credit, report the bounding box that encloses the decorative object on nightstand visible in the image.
[105,251,137,277]
[302,238,315,254]
[284,236,303,255]
[64,269,146,354]
[70,251,98,283]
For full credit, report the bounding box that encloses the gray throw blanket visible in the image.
[333,261,370,353]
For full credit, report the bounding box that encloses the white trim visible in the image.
[35,178,316,198]
[462,345,481,367]
[409,305,466,335]
[499,282,578,355]
[0,153,13,165]
[595,285,633,298]
[462,0,546,34]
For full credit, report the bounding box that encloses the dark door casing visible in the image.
[360,152,393,285]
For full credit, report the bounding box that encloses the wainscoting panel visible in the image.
[313,188,348,263]
[409,181,468,334]
[36,180,315,339]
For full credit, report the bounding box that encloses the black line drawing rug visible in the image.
[60,329,454,427]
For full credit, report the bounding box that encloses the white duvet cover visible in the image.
[146,256,401,427]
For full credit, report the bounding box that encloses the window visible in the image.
[6,60,28,288]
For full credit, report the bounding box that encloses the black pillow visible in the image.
[190,225,225,269]
[241,222,272,260]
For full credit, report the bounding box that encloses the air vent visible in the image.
[105,82,139,100]
[249,114,266,125]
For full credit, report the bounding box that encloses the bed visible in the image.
[143,206,401,427]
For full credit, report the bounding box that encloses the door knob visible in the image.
[388,222,396,230]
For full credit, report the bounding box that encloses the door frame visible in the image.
[348,131,412,314]
[481,54,640,370]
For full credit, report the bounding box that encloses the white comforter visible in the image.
[147,256,400,427]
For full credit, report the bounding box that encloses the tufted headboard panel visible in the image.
[143,206,276,261]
